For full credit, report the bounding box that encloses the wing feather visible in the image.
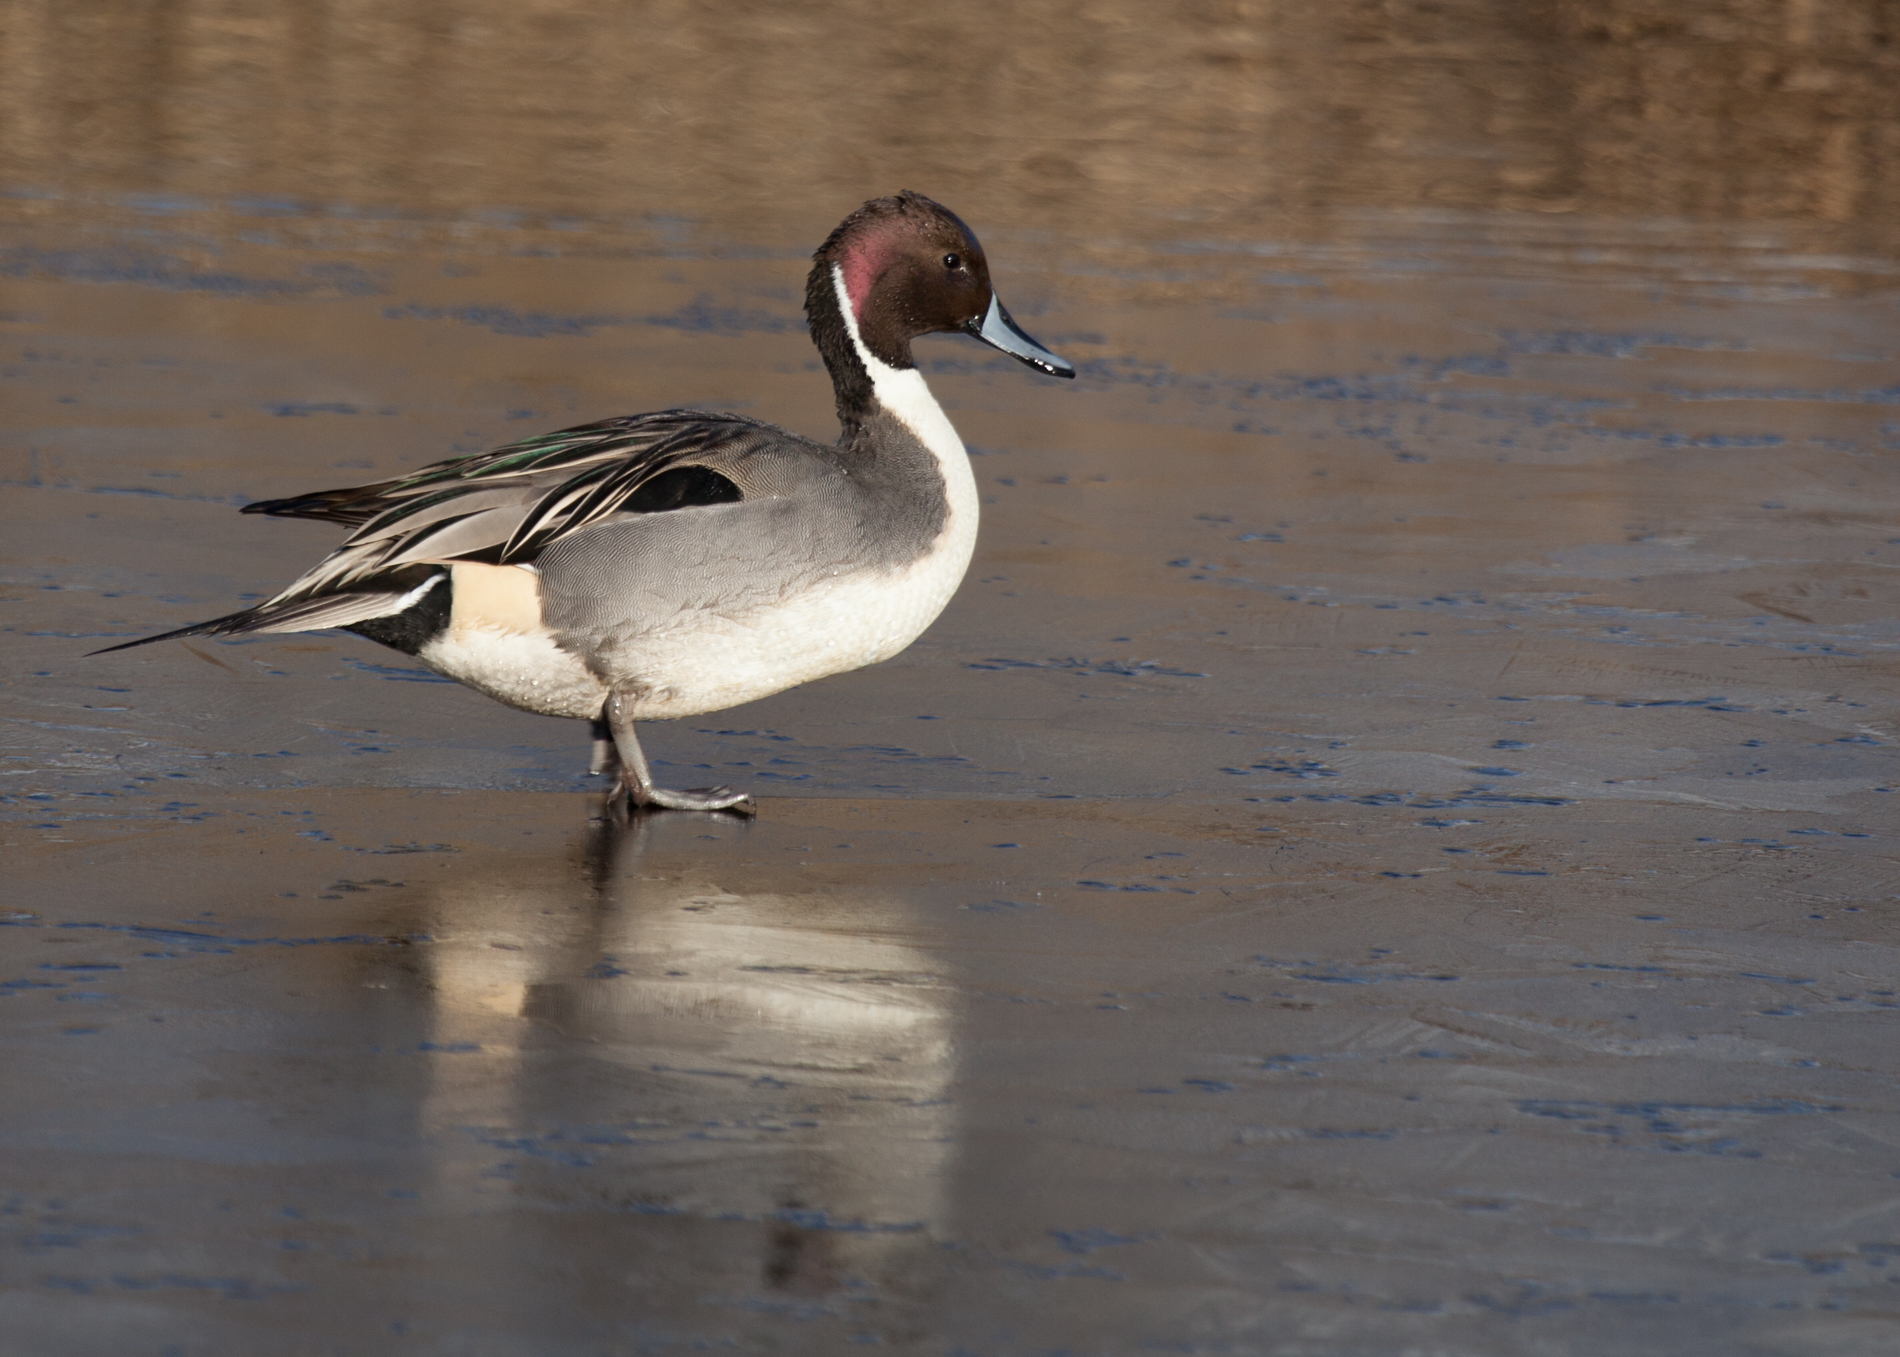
[251,410,786,608]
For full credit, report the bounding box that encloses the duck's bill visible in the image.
[968,296,1075,378]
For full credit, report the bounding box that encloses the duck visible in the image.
[93,191,1074,814]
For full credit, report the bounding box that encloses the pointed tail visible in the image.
[87,575,446,657]
[240,480,405,527]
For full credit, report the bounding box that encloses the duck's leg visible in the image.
[602,686,755,815]
[587,717,620,778]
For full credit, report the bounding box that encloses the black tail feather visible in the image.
[241,482,401,527]
[86,608,264,656]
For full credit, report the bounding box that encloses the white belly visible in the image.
[612,523,976,720]
[419,624,610,720]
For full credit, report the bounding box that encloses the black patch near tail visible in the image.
[344,570,454,656]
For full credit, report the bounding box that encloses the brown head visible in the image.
[805,192,1072,425]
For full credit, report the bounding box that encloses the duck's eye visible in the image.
[943,253,961,271]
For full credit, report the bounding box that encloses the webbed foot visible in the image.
[626,781,755,815]
[596,706,755,817]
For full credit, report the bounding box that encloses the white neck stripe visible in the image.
[825,264,977,544]
[828,264,963,455]
[831,263,893,380]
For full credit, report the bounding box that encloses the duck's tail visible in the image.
[87,574,446,656]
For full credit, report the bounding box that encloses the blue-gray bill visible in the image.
[968,296,1074,378]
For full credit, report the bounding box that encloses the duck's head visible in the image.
[807,191,1074,387]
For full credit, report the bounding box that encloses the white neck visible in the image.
[829,265,979,548]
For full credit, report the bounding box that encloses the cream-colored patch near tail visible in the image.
[417,563,607,719]
[448,562,542,634]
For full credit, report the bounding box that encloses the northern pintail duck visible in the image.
[95,192,1074,813]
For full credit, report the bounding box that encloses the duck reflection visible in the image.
[386,808,956,1336]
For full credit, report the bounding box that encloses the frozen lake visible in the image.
[4,3,1898,1352]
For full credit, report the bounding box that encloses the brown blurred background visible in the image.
[3,0,1897,253]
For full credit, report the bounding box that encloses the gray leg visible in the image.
[603,686,754,814]
[588,717,620,777]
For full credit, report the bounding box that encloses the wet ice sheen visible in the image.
[5,798,1897,1354]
